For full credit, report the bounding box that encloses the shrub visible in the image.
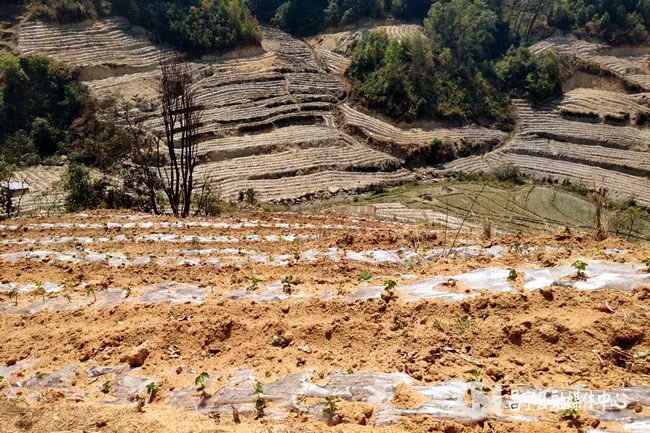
[1,131,39,166]
[492,163,522,183]
[30,117,60,156]
[195,184,222,216]
[62,162,103,212]
[28,0,110,23]
[494,47,563,102]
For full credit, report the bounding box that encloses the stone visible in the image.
[120,343,150,367]
[538,324,560,343]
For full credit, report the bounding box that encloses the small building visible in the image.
[1,180,29,216]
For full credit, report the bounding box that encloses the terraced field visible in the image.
[530,37,650,91]
[8,165,67,215]
[12,17,650,217]
[445,97,650,207]
[340,104,508,158]
[20,19,472,205]
[560,89,650,125]
[0,210,649,432]
[439,37,650,207]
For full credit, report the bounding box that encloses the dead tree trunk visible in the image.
[159,58,203,218]
[593,184,608,241]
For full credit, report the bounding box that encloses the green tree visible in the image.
[548,0,576,30]
[494,46,562,102]
[424,0,498,63]
[62,162,103,211]
[30,117,60,156]
[1,53,84,162]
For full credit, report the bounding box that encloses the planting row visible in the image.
[1,362,648,429]
[1,262,648,314]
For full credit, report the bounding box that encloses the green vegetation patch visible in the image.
[0,53,84,166]
[347,0,565,125]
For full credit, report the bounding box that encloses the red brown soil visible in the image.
[0,211,648,433]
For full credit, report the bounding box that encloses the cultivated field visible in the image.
[0,210,649,432]
[328,180,650,240]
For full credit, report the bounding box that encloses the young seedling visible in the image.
[61,282,74,302]
[247,276,260,292]
[8,288,18,306]
[359,271,372,282]
[336,282,347,296]
[122,287,131,298]
[323,394,341,425]
[382,279,398,302]
[195,372,209,391]
[101,380,111,394]
[254,381,266,418]
[282,275,295,294]
[86,285,97,303]
[642,258,650,271]
[191,236,200,245]
[432,320,444,332]
[455,315,470,334]
[572,260,588,279]
[146,382,159,403]
[0,375,4,390]
[469,370,491,393]
[35,371,46,381]
[35,282,46,302]
[507,268,518,281]
[560,393,581,422]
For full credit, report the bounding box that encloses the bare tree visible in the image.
[119,98,164,215]
[116,58,203,217]
[158,58,203,218]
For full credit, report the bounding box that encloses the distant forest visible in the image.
[21,1,650,46]
[249,0,650,44]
